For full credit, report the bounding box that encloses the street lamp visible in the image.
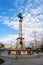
[32,31,37,49]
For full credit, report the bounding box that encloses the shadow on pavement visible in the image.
[0,58,5,64]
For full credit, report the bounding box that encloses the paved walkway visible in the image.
[1,53,43,65]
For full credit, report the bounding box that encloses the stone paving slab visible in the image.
[1,53,43,65]
[1,57,43,65]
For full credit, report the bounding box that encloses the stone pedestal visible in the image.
[16,37,25,50]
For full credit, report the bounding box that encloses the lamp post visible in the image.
[42,38,43,44]
[33,31,37,49]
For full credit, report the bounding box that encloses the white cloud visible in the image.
[3,17,19,30]
[22,12,43,42]
[0,0,43,46]
[30,5,43,15]
[0,34,18,46]
[2,11,43,45]
[36,0,43,4]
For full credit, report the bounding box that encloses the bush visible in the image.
[40,45,43,52]
[26,47,32,49]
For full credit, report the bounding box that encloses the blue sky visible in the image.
[0,0,43,46]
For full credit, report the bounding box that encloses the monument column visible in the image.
[16,13,25,50]
[19,19,22,37]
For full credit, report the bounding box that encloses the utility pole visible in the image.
[42,38,43,44]
[33,31,37,49]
